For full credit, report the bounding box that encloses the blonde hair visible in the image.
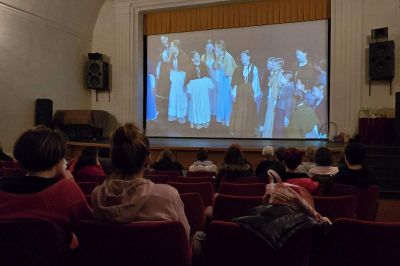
[304,146,317,162]
[262,146,274,160]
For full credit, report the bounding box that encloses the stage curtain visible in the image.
[144,0,330,35]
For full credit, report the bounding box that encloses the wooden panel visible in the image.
[273,0,280,24]
[290,0,298,22]
[143,0,330,35]
[303,0,311,21]
[309,0,317,20]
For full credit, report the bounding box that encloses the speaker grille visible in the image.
[369,41,395,80]
[87,59,109,89]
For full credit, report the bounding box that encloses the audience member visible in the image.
[218,145,254,185]
[0,126,92,248]
[72,147,106,181]
[188,148,218,174]
[255,146,285,179]
[297,145,316,173]
[152,149,184,176]
[275,147,286,163]
[282,147,307,180]
[334,143,375,187]
[308,147,338,177]
[231,143,254,172]
[91,123,190,238]
[0,142,13,161]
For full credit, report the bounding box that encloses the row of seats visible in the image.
[77,180,379,238]
[1,217,398,266]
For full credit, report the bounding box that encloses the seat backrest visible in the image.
[168,182,214,206]
[311,174,335,193]
[212,194,263,221]
[175,176,215,184]
[151,170,180,178]
[180,192,206,235]
[221,176,261,184]
[357,185,380,221]
[316,218,400,266]
[204,221,313,266]
[74,174,106,184]
[76,181,98,195]
[75,220,191,266]
[0,219,71,266]
[144,174,170,184]
[186,171,217,177]
[219,183,266,196]
[313,195,357,221]
[329,184,379,220]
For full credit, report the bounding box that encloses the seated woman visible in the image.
[0,126,92,248]
[308,147,338,177]
[334,142,375,188]
[71,147,106,183]
[91,123,190,239]
[218,145,254,186]
[152,149,184,176]
[188,148,218,174]
[255,146,285,180]
[297,146,317,174]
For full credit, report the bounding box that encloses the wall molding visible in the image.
[0,2,92,41]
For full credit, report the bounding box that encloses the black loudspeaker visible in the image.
[396,92,400,118]
[369,41,395,80]
[395,92,400,144]
[87,53,109,90]
[35,99,53,127]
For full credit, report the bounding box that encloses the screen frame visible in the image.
[143,19,331,141]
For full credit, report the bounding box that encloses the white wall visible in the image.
[92,0,400,138]
[91,0,116,114]
[0,1,104,153]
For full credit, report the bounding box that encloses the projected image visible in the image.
[145,20,329,139]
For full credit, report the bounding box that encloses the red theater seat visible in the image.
[221,176,261,184]
[74,174,106,184]
[0,219,72,266]
[75,220,191,266]
[204,221,313,266]
[316,218,400,266]
[175,176,216,184]
[219,182,266,196]
[168,182,214,207]
[180,192,206,235]
[212,194,263,221]
[144,174,170,184]
[313,195,357,221]
[76,181,98,195]
[151,170,180,179]
[329,184,379,221]
[186,171,217,177]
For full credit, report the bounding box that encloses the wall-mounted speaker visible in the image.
[395,92,400,144]
[87,53,109,90]
[35,99,53,127]
[369,41,395,80]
